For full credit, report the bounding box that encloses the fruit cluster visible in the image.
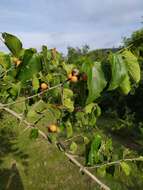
[68,69,87,82]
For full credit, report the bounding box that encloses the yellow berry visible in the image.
[70,76,78,82]
[48,124,58,133]
[41,83,48,90]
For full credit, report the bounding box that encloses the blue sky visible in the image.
[0,0,143,53]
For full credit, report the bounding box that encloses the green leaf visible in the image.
[0,52,11,70]
[2,33,23,57]
[70,142,77,153]
[9,82,21,97]
[121,50,140,83]
[41,45,51,71]
[29,128,39,139]
[119,74,131,95]
[66,121,73,138]
[91,134,102,152]
[97,167,106,177]
[32,75,39,92]
[63,88,74,112]
[95,105,101,117]
[17,49,41,82]
[83,136,90,144]
[87,134,102,165]
[84,103,95,114]
[120,162,131,176]
[82,60,107,103]
[108,53,127,90]
[0,65,4,76]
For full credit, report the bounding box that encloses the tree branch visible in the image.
[87,157,143,169]
[3,82,63,107]
[65,152,110,190]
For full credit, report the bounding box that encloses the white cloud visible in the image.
[0,0,143,53]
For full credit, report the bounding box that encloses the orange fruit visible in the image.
[48,124,58,133]
[71,76,78,82]
[68,73,72,80]
[41,83,48,90]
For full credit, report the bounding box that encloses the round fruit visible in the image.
[71,76,78,82]
[41,83,48,90]
[82,73,88,81]
[48,124,58,133]
[68,73,72,80]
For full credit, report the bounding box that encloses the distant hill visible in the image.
[87,47,121,62]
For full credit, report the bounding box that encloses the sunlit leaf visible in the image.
[119,74,131,95]
[108,53,127,90]
[17,49,42,82]
[2,33,23,57]
[84,103,95,114]
[121,50,140,83]
[66,121,73,138]
[32,75,39,92]
[63,88,74,112]
[120,162,131,176]
[82,60,107,103]
[70,142,77,153]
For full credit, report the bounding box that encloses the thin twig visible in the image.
[0,103,111,190]
[3,83,63,107]
[87,157,143,169]
[64,134,83,142]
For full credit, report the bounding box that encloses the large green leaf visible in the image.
[121,50,140,83]
[82,60,107,104]
[87,134,102,165]
[119,74,131,95]
[17,49,42,82]
[2,33,23,57]
[108,53,127,90]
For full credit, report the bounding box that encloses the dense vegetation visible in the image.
[0,28,143,190]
